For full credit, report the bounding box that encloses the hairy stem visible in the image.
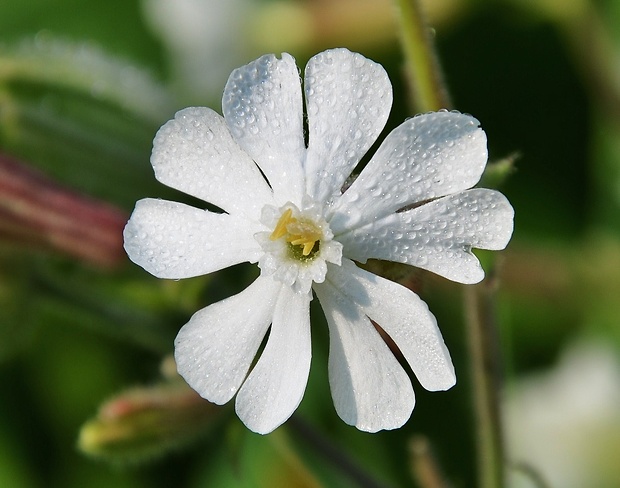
[393,0,451,112]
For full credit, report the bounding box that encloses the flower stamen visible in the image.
[270,208,323,257]
[270,208,294,241]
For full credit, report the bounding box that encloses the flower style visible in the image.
[124,48,514,434]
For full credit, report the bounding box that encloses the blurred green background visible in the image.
[1,0,619,487]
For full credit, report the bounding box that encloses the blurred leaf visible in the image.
[32,260,179,354]
[193,425,324,488]
[0,35,177,208]
[0,420,38,488]
[1,247,183,360]
[0,35,173,120]
[590,113,620,235]
[579,234,620,344]
[0,248,38,362]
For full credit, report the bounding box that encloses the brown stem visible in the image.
[409,435,450,488]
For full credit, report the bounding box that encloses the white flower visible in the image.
[142,0,254,101]
[507,341,620,488]
[124,48,514,434]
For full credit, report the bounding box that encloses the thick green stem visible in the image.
[393,0,451,112]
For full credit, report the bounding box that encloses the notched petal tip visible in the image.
[222,50,305,205]
[322,261,457,396]
[234,286,312,435]
[150,106,273,218]
[304,48,393,203]
[330,110,489,233]
[174,278,280,406]
[338,187,514,285]
[315,273,418,433]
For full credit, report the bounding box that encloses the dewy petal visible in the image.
[151,107,274,220]
[174,277,281,404]
[314,279,415,432]
[324,259,456,392]
[340,189,514,284]
[329,111,488,234]
[235,285,312,434]
[304,48,392,203]
[123,198,263,279]
[222,53,306,205]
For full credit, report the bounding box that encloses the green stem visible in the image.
[464,283,505,488]
[392,2,506,486]
[392,0,451,112]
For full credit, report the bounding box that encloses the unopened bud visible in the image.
[0,153,127,268]
[78,382,222,463]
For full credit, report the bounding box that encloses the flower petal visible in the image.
[339,189,515,284]
[222,53,305,205]
[329,111,488,234]
[324,259,456,391]
[314,278,415,432]
[304,48,392,203]
[124,198,263,279]
[235,286,312,434]
[151,107,274,220]
[174,277,281,404]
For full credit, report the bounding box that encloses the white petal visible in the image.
[314,279,415,432]
[222,53,305,205]
[339,189,514,284]
[174,277,281,404]
[151,107,274,220]
[235,286,312,434]
[325,259,456,391]
[329,111,488,234]
[304,48,392,203]
[123,198,263,279]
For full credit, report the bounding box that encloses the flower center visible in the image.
[256,200,343,293]
[270,208,323,260]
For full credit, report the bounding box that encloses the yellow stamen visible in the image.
[302,241,315,256]
[270,208,322,257]
[270,208,293,241]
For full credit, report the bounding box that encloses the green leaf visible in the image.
[0,36,177,208]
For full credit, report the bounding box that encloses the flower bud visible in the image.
[78,382,222,463]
